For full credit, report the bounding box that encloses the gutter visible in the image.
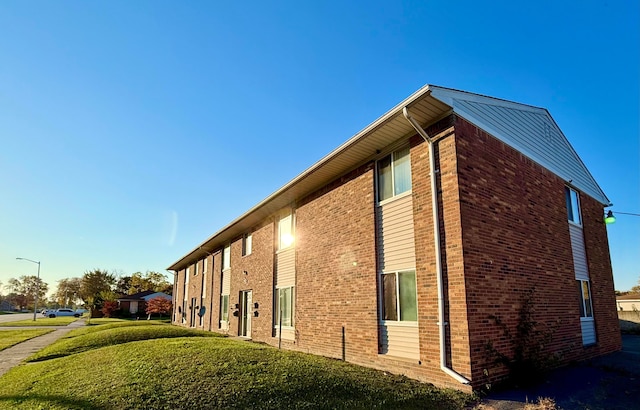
[402,107,471,385]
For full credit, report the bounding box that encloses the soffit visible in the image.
[167,87,450,270]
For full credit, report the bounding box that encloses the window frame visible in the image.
[220,294,229,325]
[380,269,418,323]
[577,279,594,320]
[222,244,231,271]
[565,187,582,226]
[242,233,253,256]
[377,146,412,204]
[274,286,295,328]
[278,212,295,251]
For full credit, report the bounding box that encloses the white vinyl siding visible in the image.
[221,271,230,295]
[276,248,296,287]
[429,87,609,205]
[379,322,420,360]
[566,187,596,345]
[569,224,589,281]
[377,194,416,272]
[376,150,419,358]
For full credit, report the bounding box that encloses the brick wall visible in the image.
[454,115,620,387]
[226,220,276,341]
[295,163,379,360]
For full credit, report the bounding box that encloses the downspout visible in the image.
[402,107,470,385]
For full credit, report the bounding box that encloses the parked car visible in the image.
[48,308,81,318]
[41,309,49,316]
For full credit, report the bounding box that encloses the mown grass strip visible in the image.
[1,317,79,327]
[62,320,167,339]
[0,329,54,351]
[28,324,220,362]
[0,332,474,410]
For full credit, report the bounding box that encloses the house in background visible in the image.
[0,300,16,312]
[616,294,640,311]
[168,85,620,391]
[117,290,172,316]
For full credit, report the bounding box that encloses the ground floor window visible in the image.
[275,286,294,327]
[220,294,229,325]
[577,280,593,318]
[381,270,417,321]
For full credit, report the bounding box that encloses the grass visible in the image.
[0,323,474,409]
[28,324,219,362]
[0,311,19,315]
[0,316,80,327]
[0,329,54,351]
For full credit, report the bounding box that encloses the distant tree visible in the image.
[145,296,172,320]
[55,277,82,307]
[5,276,48,311]
[631,275,640,294]
[80,269,116,315]
[126,271,172,295]
[115,276,132,295]
[101,300,119,318]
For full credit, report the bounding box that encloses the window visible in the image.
[220,295,229,323]
[565,187,581,225]
[242,233,252,256]
[278,213,295,250]
[381,270,417,321]
[186,268,190,284]
[275,286,294,327]
[203,257,207,273]
[222,244,231,271]
[377,146,412,202]
[577,280,593,318]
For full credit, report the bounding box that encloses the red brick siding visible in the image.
[227,220,276,341]
[454,115,619,388]
[295,163,379,359]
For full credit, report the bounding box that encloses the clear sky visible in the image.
[1,1,638,294]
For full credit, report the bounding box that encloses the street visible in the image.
[0,313,37,324]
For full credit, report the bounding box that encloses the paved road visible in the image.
[481,334,640,410]
[0,313,37,324]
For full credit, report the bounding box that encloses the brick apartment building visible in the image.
[168,85,620,391]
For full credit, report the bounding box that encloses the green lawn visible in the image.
[1,316,80,327]
[0,329,54,351]
[0,323,474,409]
[0,312,19,315]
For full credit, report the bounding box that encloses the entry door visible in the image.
[240,290,252,337]
[190,297,197,327]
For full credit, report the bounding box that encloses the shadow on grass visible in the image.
[0,394,101,410]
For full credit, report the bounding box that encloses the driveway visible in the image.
[480,334,640,409]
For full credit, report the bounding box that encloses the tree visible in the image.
[630,275,640,294]
[101,300,119,318]
[145,296,172,320]
[121,271,172,295]
[55,278,82,307]
[79,269,116,315]
[5,276,48,311]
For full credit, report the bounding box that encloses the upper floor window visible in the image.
[222,244,231,271]
[242,233,252,256]
[278,213,295,250]
[565,187,581,225]
[377,146,412,202]
[203,257,207,274]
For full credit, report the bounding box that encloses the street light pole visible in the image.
[16,257,41,321]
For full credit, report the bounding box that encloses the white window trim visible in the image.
[376,146,412,203]
[243,233,252,256]
[379,269,418,323]
[274,286,295,328]
[277,212,295,252]
[222,244,231,271]
[378,189,412,207]
[566,187,582,227]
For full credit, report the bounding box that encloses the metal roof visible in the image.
[167,85,609,271]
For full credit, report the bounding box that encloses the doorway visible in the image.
[240,290,252,338]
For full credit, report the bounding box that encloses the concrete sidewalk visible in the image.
[0,319,86,377]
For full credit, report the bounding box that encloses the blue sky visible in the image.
[1,1,638,293]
